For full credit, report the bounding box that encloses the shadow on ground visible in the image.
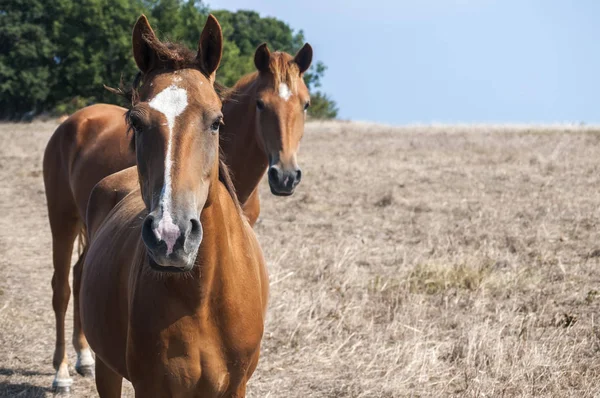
[0,381,50,397]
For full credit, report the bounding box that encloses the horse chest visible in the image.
[127,314,254,397]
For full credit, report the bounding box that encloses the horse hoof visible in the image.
[52,378,72,395]
[53,385,70,396]
[75,364,95,378]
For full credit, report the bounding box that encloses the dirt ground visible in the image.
[2,121,600,397]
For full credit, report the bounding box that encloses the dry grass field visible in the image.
[2,120,600,397]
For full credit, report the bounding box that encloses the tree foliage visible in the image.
[309,92,339,120]
[0,0,56,118]
[0,0,338,119]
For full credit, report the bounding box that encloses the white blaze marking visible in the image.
[279,83,291,101]
[148,84,188,255]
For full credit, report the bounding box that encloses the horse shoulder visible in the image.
[81,188,146,380]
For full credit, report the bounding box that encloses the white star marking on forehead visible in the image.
[279,83,292,101]
[149,84,188,131]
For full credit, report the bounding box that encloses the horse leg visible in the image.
[72,247,95,377]
[49,214,79,393]
[228,383,247,398]
[95,357,122,397]
[242,188,261,227]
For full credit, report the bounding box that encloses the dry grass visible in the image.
[2,120,600,397]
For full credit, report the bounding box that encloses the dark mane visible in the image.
[143,39,201,71]
[218,154,243,215]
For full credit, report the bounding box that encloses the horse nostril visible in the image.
[142,214,160,246]
[295,169,302,183]
[184,218,203,253]
[268,167,280,183]
[190,218,201,235]
[143,215,155,233]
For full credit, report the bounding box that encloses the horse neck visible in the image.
[153,182,246,309]
[220,77,269,204]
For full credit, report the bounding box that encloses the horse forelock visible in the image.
[106,33,228,130]
[269,52,300,94]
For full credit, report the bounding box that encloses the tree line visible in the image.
[0,0,338,120]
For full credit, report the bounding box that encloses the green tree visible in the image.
[308,91,339,119]
[148,0,183,38]
[0,0,337,119]
[49,0,145,112]
[0,0,57,118]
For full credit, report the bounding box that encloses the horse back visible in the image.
[44,104,135,222]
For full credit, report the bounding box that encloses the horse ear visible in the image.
[197,14,223,80]
[132,15,158,74]
[254,43,271,73]
[294,43,313,75]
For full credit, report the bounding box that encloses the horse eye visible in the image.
[304,101,310,111]
[256,99,265,110]
[210,119,221,133]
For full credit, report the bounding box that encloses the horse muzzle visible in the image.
[141,212,202,272]
[268,165,302,196]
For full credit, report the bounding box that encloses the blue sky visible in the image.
[208,0,600,125]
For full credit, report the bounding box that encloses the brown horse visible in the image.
[78,15,268,397]
[43,25,312,392]
[222,41,313,205]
